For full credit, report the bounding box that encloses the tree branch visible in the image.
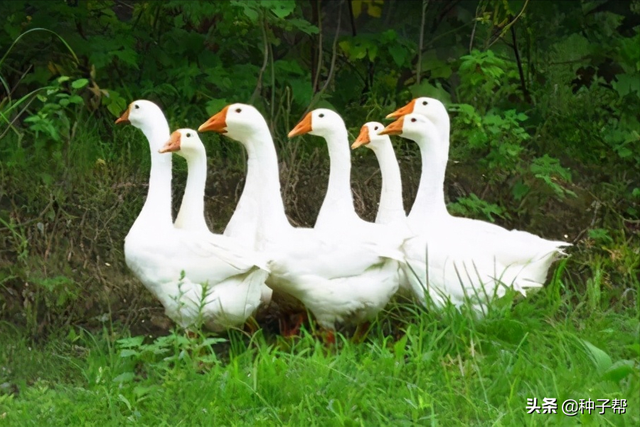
[311,0,323,93]
[305,0,344,115]
[486,0,529,49]
[417,0,429,85]
[348,0,357,36]
[251,14,270,103]
[510,21,530,103]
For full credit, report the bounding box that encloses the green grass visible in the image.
[1,273,638,426]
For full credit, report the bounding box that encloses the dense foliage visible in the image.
[0,0,638,332]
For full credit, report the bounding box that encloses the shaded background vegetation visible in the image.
[0,0,638,336]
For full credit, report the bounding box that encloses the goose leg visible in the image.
[244,317,260,335]
[279,312,307,338]
[352,321,371,343]
[316,328,335,346]
[288,312,307,336]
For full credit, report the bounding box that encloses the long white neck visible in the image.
[316,128,358,227]
[174,151,209,232]
[223,145,256,240]
[435,115,450,148]
[243,131,291,238]
[133,124,173,232]
[371,142,405,224]
[408,131,449,225]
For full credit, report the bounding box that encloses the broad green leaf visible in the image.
[206,98,228,116]
[612,73,640,97]
[261,0,296,18]
[512,181,530,201]
[119,349,140,358]
[289,78,313,107]
[71,78,89,89]
[389,46,409,67]
[409,80,452,104]
[113,372,136,383]
[116,336,145,348]
[287,18,319,34]
[117,393,133,411]
[602,360,637,383]
[201,337,227,347]
[580,339,613,374]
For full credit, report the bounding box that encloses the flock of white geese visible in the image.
[115,97,570,341]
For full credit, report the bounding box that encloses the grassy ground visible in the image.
[1,264,638,426]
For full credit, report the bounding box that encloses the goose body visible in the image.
[117,101,268,331]
[198,104,401,330]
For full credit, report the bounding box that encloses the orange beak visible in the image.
[385,99,416,119]
[378,117,404,136]
[115,104,131,124]
[199,105,229,133]
[350,125,371,150]
[288,112,313,138]
[158,131,182,154]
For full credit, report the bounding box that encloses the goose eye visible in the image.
[319,113,324,118]
[235,108,242,113]
[374,126,379,131]
[186,132,191,138]
[411,118,417,122]
[134,104,140,109]
[422,101,428,106]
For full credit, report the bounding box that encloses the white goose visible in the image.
[115,101,268,331]
[288,109,409,253]
[379,113,570,310]
[350,121,406,225]
[198,104,401,342]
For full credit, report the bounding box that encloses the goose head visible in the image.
[386,97,449,137]
[350,122,390,152]
[158,129,205,159]
[198,103,269,145]
[379,113,441,147]
[288,108,346,139]
[115,100,166,132]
